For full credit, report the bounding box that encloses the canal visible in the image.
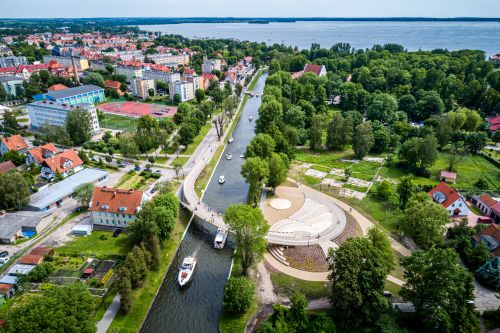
[140,72,267,333]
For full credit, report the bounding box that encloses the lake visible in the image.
[140,21,500,56]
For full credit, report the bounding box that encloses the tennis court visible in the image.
[98,101,177,119]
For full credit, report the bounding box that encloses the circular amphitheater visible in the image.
[265,189,347,247]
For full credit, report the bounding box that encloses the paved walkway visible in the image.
[96,293,121,333]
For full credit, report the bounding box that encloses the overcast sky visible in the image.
[2,0,500,18]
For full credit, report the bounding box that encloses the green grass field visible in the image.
[57,231,132,259]
[270,271,330,300]
[99,113,140,131]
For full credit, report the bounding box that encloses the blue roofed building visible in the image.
[33,84,105,105]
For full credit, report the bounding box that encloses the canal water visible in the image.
[140,72,267,333]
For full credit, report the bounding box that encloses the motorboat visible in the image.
[218,175,226,184]
[249,115,253,121]
[214,228,228,249]
[178,256,196,287]
[226,153,232,160]
[228,136,234,144]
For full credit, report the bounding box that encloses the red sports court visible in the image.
[98,101,177,118]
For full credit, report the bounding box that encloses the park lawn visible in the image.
[310,164,331,173]
[380,153,499,190]
[116,172,155,190]
[219,298,259,333]
[57,231,132,259]
[389,251,406,281]
[384,280,402,296]
[350,161,380,175]
[172,156,190,167]
[303,175,321,186]
[270,271,330,300]
[295,149,352,168]
[195,145,224,198]
[351,172,375,181]
[183,120,213,155]
[99,113,139,131]
[342,194,401,233]
[108,208,191,333]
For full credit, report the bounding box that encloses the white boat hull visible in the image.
[178,260,196,287]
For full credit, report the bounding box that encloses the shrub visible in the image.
[223,276,255,313]
[475,257,500,291]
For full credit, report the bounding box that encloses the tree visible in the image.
[397,176,413,210]
[81,71,105,87]
[0,172,29,209]
[5,282,96,333]
[119,133,139,160]
[326,112,349,150]
[446,142,465,172]
[144,234,162,271]
[401,248,480,333]
[475,257,500,291]
[267,153,288,194]
[235,82,243,97]
[224,204,269,276]
[309,114,326,150]
[124,245,148,288]
[2,111,19,132]
[367,93,398,123]
[328,230,393,327]
[256,98,283,134]
[178,122,198,146]
[223,276,255,313]
[399,94,417,120]
[416,91,445,120]
[2,150,25,166]
[398,135,438,172]
[352,122,374,159]
[241,157,269,206]
[73,183,94,208]
[117,267,133,314]
[400,193,449,249]
[41,124,72,146]
[464,132,487,153]
[195,88,205,103]
[66,108,92,145]
[245,133,276,160]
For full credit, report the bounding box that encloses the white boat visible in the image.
[178,256,196,287]
[226,153,232,160]
[249,115,253,121]
[214,228,228,249]
[218,175,225,184]
[228,136,234,144]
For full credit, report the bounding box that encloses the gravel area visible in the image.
[283,245,329,272]
[332,211,363,245]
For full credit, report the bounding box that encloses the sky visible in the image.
[2,0,500,18]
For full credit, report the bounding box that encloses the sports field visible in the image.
[98,101,177,118]
[99,113,139,131]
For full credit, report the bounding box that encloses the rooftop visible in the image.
[440,170,457,179]
[0,161,16,174]
[29,100,93,110]
[44,84,103,100]
[479,193,498,209]
[0,211,53,242]
[28,168,108,210]
[89,186,144,215]
[427,182,461,208]
[1,134,28,152]
[42,149,83,174]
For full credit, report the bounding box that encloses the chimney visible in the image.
[113,191,116,198]
[70,48,80,85]
[129,189,134,193]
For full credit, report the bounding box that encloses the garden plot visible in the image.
[374,175,399,184]
[347,177,373,188]
[364,157,385,163]
[340,188,366,200]
[304,168,327,179]
[297,162,313,170]
[321,178,342,188]
[329,168,345,177]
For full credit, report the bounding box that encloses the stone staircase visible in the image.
[268,244,289,266]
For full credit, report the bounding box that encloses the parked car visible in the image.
[118,163,126,168]
[155,170,162,173]
[113,229,122,238]
[150,187,157,194]
[144,168,152,172]
[0,258,9,266]
[134,166,141,171]
[0,251,8,258]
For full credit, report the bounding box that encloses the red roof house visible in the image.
[487,116,500,133]
[0,134,29,156]
[29,246,53,257]
[26,143,58,166]
[428,182,470,217]
[0,161,16,174]
[104,80,124,96]
[472,224,500,257]
[40,149,84,180]
[18,254,44,265]
[303,63,327,77]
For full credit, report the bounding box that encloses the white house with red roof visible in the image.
[40,149,83,180]
[303,63,327,77]
[0,134,29,156]
[487,116,500,134]
[25,143,59,166]
[428,182,470,217]
[89,186,149,229]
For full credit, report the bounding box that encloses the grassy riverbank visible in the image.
[107,208,191,332]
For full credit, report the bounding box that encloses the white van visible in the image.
[0,257,9,266]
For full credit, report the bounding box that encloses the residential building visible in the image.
[169,80,194,102]
[0,161,16,174]
[183,69,201,90]
[0,134,29,156]
[0,56,27,68]
[439,171,457,184]
[89,60,110,71]
[102,50,144,62]
[132,78,155,99]
[33,84,105,105]
[146,53,189,65]
[28,101,100,134]
[42,55,89,70]
[472,224,500,257]
[115,65,143,82]
[472,193,498,216]
[0,211,53,244]
[25,143,59,166]
[104,80,124,96]
[142,68,180,84]
[18,254,44,265]
[303,63,327,77]
[89,186,148,229]
[201,73,218,90]
[40,149,83,180]
[202,57,222,74]
[0,76,23,97]
[27,168,109,211]
[487,116,500,134]
[427,182,470,217]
